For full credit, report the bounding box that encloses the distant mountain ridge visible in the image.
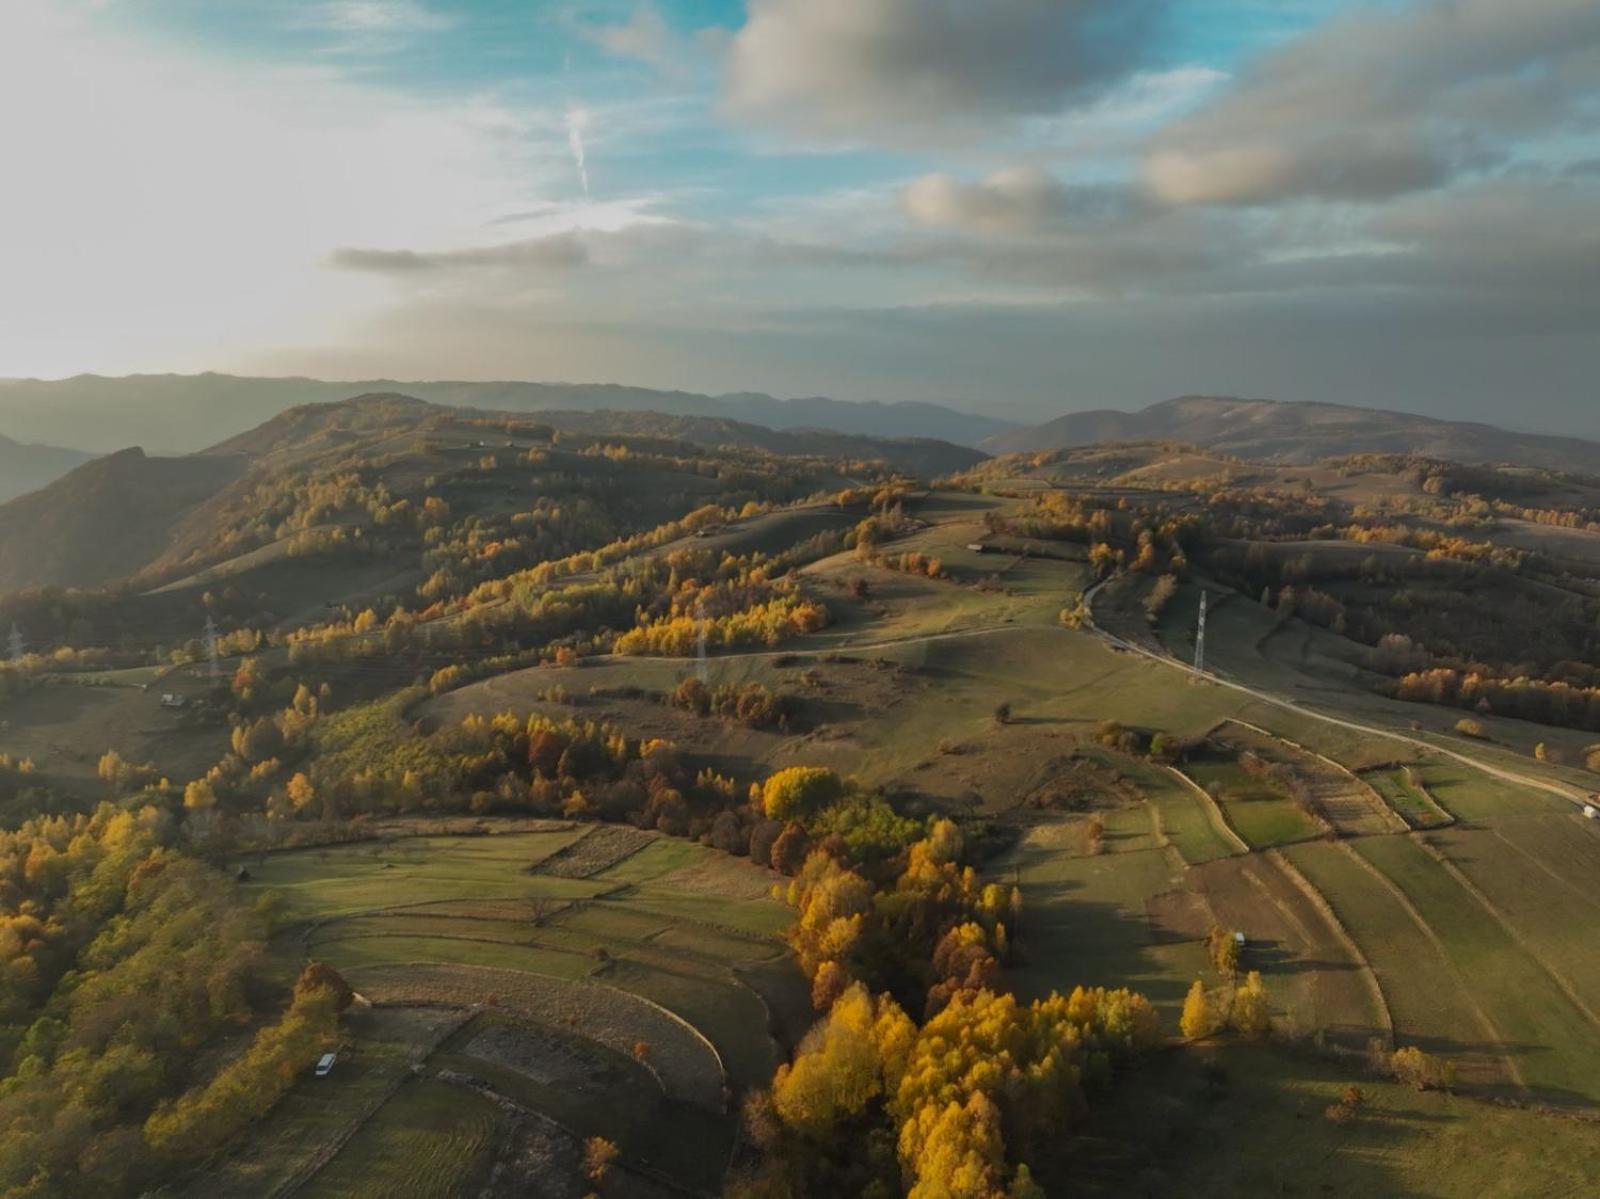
[0,393,984,594]
[0,434,94,503]
[0,373,1014,454]
[980,396,1600,473]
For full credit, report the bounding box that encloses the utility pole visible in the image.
[6,623,22,663]
[204,614,221,683]
[1193,590,1208,674]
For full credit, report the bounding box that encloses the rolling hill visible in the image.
[0,393,982,596]
[0,446,246,593]
[0,434,94,503]
[0,372,1013,454]
[980,395,1600,473]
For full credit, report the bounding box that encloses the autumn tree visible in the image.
[1180,979,1215,1039]
[1230,971,1271,1038]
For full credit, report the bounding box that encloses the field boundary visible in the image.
[1227,718,1408,834]
[1335,841,1527,1094]
[1164,765,1250,855]
[1266,849,1393,1048]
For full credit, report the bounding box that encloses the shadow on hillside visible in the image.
[1052,1043,1484,1197]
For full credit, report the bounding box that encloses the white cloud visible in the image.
[0,1,565,378]
[1142,0,1600,205]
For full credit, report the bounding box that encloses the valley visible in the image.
[7,402,1600,1195]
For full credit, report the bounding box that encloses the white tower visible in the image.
[1193,590,1208,674]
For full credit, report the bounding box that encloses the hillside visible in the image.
[0,447,245,593]
[981,395,1600,472]
[0,434,93,503]
[0,372,1013,454]
[0,393,977,598]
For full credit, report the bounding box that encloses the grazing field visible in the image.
[1069,1043,1600,1199]
[1425,822,1600,1012]
[224,825,806,1194]
[183,1006,466,1199]
[1363,765,1453,828]
[1181,756,1323,848]
[1352,835,1600,1104]
[1282,841,1515,1092]
[1188,852,1386,1047]
[997,806,1209,1017]
[1081,750,1242,864]
[299,1079,501,1199]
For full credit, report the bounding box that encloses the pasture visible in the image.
[215,823,806,1195]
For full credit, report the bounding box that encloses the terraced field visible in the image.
[1282,841,1518,1093]
[221,824,807,1195]
[1180,755,1324,848]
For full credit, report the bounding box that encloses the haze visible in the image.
[3,0,1597,431]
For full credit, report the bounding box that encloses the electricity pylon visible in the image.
[1193,590,1208,674]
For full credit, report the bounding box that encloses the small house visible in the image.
[160,693,186,709]
[966,543,989,553]
[315,1053,337,1078]
[1584,804,1598,821]
[1234,932,1247,948]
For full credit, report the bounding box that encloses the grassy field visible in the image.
[1352,835,1600,1104]
[1181,756,1324,848]
[299,1079,501,1199]
[1067,1042,1600,1198]
[1363,766,1453,828]
[226,825,806,1194]
[1282,841,1515,1092]
[997,805,1210,1018]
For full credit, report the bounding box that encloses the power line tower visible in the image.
[6,623,23,663]
[204,615,221,683]
[1193,590,1208,674]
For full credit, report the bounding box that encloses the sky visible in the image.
[2,0,1597,431]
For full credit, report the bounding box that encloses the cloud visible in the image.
[1142,0,1600,205]
[902,168,1145,236]
[0,0,551,377]
[589,4,676,74]
[328,233,589,275]
[724,0,1165,145]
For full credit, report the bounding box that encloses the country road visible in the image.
[1080,578,1595,813]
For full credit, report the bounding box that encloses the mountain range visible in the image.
[0,373,1014,455]
[0,434,94,503]
[980,396,1600,473]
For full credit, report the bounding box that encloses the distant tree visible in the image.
[1206,926,1241,978]
[1230,971,1271,1039]
[1180,980,1215,1040]
[584,1136,620,1186]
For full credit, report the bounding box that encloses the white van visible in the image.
[315,1052,337,1078]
